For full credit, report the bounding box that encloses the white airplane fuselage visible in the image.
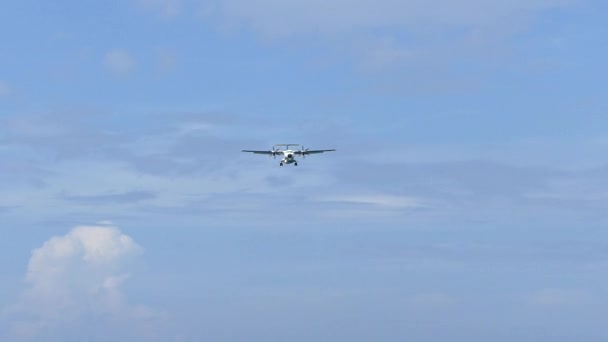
[279,150,297,166]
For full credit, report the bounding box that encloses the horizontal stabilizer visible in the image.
[274,143,299,149]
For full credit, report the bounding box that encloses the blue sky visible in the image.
[1,0,608,340]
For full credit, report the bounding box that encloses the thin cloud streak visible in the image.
[316,194,427,209]
[60,191,158,205]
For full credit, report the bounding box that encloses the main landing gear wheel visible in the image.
[295,162,298,166]
[280,162,283,166]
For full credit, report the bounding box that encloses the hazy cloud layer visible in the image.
[3,111,608,224]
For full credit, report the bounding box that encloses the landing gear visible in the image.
[280,162,283,166]
[295,162,298,166]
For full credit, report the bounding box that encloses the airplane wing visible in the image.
[241,150,280,155]
[294,149,336,155]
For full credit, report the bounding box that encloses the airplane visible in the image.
[241,144,336,166]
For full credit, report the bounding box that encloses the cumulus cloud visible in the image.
[3,224,164,341]
[104,50,136,75]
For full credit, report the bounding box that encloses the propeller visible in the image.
[300,146,309,159]
[269,146,278,159]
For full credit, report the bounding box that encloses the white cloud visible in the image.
[104,50,136,75]
[2,224,165,341]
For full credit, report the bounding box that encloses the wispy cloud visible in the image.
[528,288,591,309]
[201,0,578,38]
[0,80,11,97]
[0,111,278,221]
[317,194,426,209]
[190,0,584,81]
[2,117,67,139]
[354,36,413,73]
[104,50,137,75]
[60,190,157,205]
[156,49,178,76]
